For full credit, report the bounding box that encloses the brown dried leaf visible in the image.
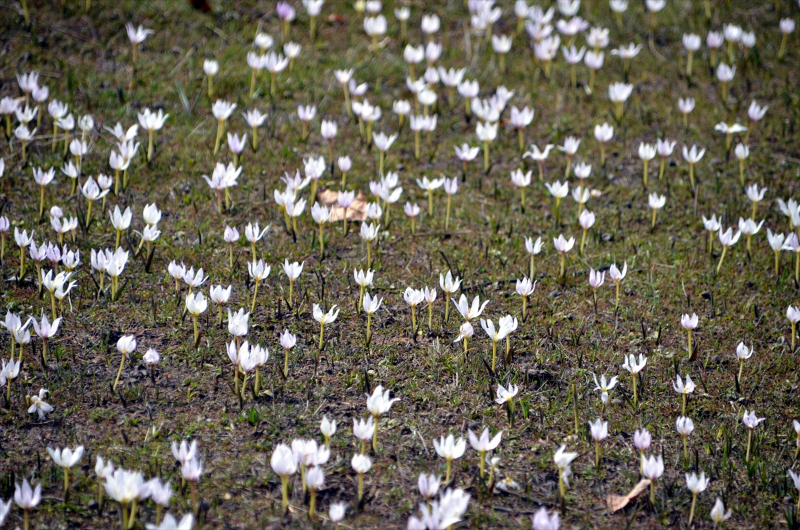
[317,188,368,222]
[607,479,651,513]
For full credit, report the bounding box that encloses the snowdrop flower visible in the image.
[416,176,443,218]
[263,52,289,96]
[143,348,160,369]
[715,122,747,152]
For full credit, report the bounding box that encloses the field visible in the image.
[1,0,800,528]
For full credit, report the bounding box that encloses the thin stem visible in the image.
[113,353,126,392]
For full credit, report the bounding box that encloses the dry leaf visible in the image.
[317,188,368,222]
[607,479,651,513]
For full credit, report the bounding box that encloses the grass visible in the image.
[1,0,800,528]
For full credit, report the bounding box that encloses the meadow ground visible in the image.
[1,0,800,528]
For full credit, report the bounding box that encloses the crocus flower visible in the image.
[524,237,544,279]
[716,226,741,274]
[742,410,765,462]
[608,82,633,121]
[522,144,555,182]
[270,444,297,513]
[532,507,560,530]
[495,384,519,426]
[788,305,800,351]
[137,108,168,161]
[313,304,339,350]
[648,193,666,230]
[31,313,61,366]
[633,428,651,475]
[553,445,578,500]
[113,335,137,392]
[676,415,695,463]
[476,121,497,171]
[606,262,627,311]
[14,479,42,529]
[710,497,732,525]
[588,268,604,313]
[47,445,84,498]
[516,277,535,321]
[468,428,502,479]
[279,329,297,378]
[553,234,575,280]
[621,353,646,406]
[186,292,207,346]
[125,23,153,65]
[642,454,664,504]
[366,385,399,451]
[545,181,569,225]
[674,372,695,415]
[594,123,613,166]
[351,454,372,502]
[589,418,608,468]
